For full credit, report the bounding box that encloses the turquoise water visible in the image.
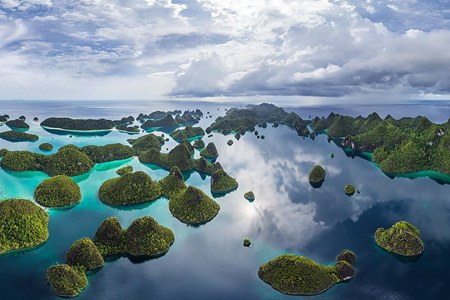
[0,101,449,299]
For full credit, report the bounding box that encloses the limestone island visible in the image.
[116,165,133,176]
[34,175,81,208]
[374,221,424,256]
[243,238,252,247]
[65,237,105,271]
[193,139,205,149]
[258,251,356,296]
[6,119,29,130]
[99,171,161,206]
[125,216,175,257]
[208,103,309,137]
[159,166,187,198]
[41,116,134,136]
[170,125,205,142]
[39,143,54,151]
[0,130,39,142]
[200,142,219,159]
[46,264,87,297]
[211,169,238,195]
[311,112,450,176]
[309,165,326,188]
[127,133,165,155]
[115,123,141,134]
[227,140,233,146]
[169,186,220,225]
[0,199,49,254]
[80,143,133,163]
[93,217,126,257]
[244,191,255,201]
[344,184,356,196]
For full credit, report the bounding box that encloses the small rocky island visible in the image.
[46,264,87,297]
[309,165,326,188]
[258,250,356,295]
[244,191,255,201]
[39,143,54,151]
[127,133,165,154]
[344,184,356,196]
[374,221,424,256]
[0,199,49,254]
[6,118,30,130]
[200,142,219,159]
[34,175,81,208]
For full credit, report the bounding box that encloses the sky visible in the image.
[0,0,449,102]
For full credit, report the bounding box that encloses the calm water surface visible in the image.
[0,100,449,300]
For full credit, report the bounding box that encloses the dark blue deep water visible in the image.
[0,100,449,300]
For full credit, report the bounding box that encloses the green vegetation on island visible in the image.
[6,119,29,130]
[336,250,357,265]
[41,117,132,131]
[159,166,187,198]
[0,148,8,156]
[311,112,450,175]
[209,103,309,136]
[344,184,355,196]
[80,143,133,163]
[309,165,326,188]
[127,133,164,154]
[139,143,221,174]
[0,199,49,254]
[243,238,252,247]
[170,126,205,141]
[227,140,233,146]
[39,143,54,151]
[141,114,179,129]
[99,171,161,206]
[0,146,94,176]
[0,130,39,142]
[125,216,175,257]
[34,175,81,208]
[211,169,238,194]
[46,264,87,297]
[116,165,133,176]
[200,142,219,159]
[374,221,424,256]
[65,237,105,271]
[258,252,356,296]
[93,217,126,257]
[116,123,140,133]
[244,191,255,201]
[169,186,220,225]
[193,139,205,149]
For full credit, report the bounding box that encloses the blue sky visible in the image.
[0,0,449,101]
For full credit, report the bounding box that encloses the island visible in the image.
[34,175,82,208]
[374,221,424,256]
[116,123,141,134]
[80,143,134,163]
[309,165,326,188]
[93,217,126,257]
[127,133,165,154]
[344,184,356,196]
[243,238,252,247]
[244,191,255,201]
[0,199,49,254]
[258,251,356,296]
[211,169,238,195]
[41,117,133,131]
[169,186,220,225]
[65,237,105,271]
[0,148,8,156]
[39,143,54,151]
[200,142,219,159]
[125,216,175,257]
[311,112,450,176]
[193,139,205,149]
[46,264,87,297]
[0,130,39,142]
[141,114,180,130]
[6,119,29,130]
[98,171,161,206]
[116,165,133,176]
[227,140,233,146]
[208,103,309,137]
[170,125,205,142]
[159,166,187,198]
[138,143,222,175]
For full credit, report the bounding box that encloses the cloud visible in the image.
[0,0,449,100]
